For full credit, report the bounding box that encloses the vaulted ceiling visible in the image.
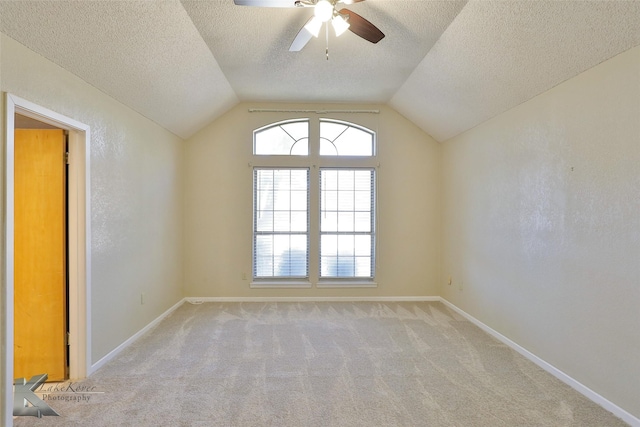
[1,1,639,141]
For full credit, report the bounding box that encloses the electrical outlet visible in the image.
[141,293,145,305]
[448,276,452,286]
[242,272,248,280]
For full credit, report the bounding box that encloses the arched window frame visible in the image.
[319,118,376,157]
[253,119,310,156]
[251,117,377,287]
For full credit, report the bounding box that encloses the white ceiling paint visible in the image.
[390,0,640,142]
[0,0,238,139]
[181,0,466,103]
[1,1,638,141]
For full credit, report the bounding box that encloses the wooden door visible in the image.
[14,129,67,382]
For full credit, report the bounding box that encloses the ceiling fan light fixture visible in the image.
[332,14,350,37]
[304,15,323,37]
[314,0,334,22]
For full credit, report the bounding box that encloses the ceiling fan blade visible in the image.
[233,0,298,7]
[340,8,385,44]
[290,17,315,51]
[340,0,365,4]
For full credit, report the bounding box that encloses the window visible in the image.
[254,169,309,278]
[320,119,375,156]
[320,169,375,278]
[252,118,376,285]
[254,119,309,155]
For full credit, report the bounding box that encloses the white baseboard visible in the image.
[185,296,440,303]
[439,298,639,427]
[89,298,186,374]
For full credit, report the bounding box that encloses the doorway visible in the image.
[13,124,68,382]
[3,93,91,426]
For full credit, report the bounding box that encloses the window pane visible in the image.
[320,257,337,277]
[321,235,338,256]
[254,168,309,278]
[338,191,354,211]
[354,190,371,211]
[354,212,371,232]
[290,211,307,232]
[320,256,356,277]
[291,173,307,190]
[255,235,273,258]
[319,168,375,279]
[287,254,307,276]
[255,210,273,232]
[273,234,290,255]
[274,170,291,189]
[319,139,338,156]
[337,235,354,256]
[320,120,374,156]
[255,120,309,155]
[255,235,273,277]
[354,235,371,256]
[354,170,372,190]
[320,121,347,141]
[273,190,290,210]
[337,212,354,232]
[338,170,355,190]
[256,171,273,190]
[322,170,338,190]
[291,190,307,211]
[272,212,289,232]
[274,235,307,277]
[336,257,355,276]
[338,127,373,156]
[355,257,372,277]
[323,190,338,211]
[255,257,274,277]
[321,212,338,232]
[290,139,309,155]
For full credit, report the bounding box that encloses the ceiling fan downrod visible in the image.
[326,23,329,60]
[294,0,318,7]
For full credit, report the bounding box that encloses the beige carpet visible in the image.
[14,301,628,426]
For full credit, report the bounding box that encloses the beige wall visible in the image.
[0,34,184,369]
[184,103,441,298]
[441,45,640,417]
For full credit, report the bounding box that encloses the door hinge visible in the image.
[66,332,71,346]
[65,152,70,164]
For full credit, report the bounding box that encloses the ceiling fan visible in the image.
[233,0,385,53]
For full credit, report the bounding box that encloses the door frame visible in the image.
[2,93,91,425]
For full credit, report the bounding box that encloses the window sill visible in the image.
[250,280,312,289]
[249,280,377,289]
[316,280,378,288]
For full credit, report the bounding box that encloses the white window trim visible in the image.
[316,280,378,288]
[253,167,310,280]
[250,280,312,289]
[250,117,378,288]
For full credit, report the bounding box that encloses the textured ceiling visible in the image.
[0,0,238,139]
[1,1,639,141]
[181,0,466,103]
[390,0,640,142]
